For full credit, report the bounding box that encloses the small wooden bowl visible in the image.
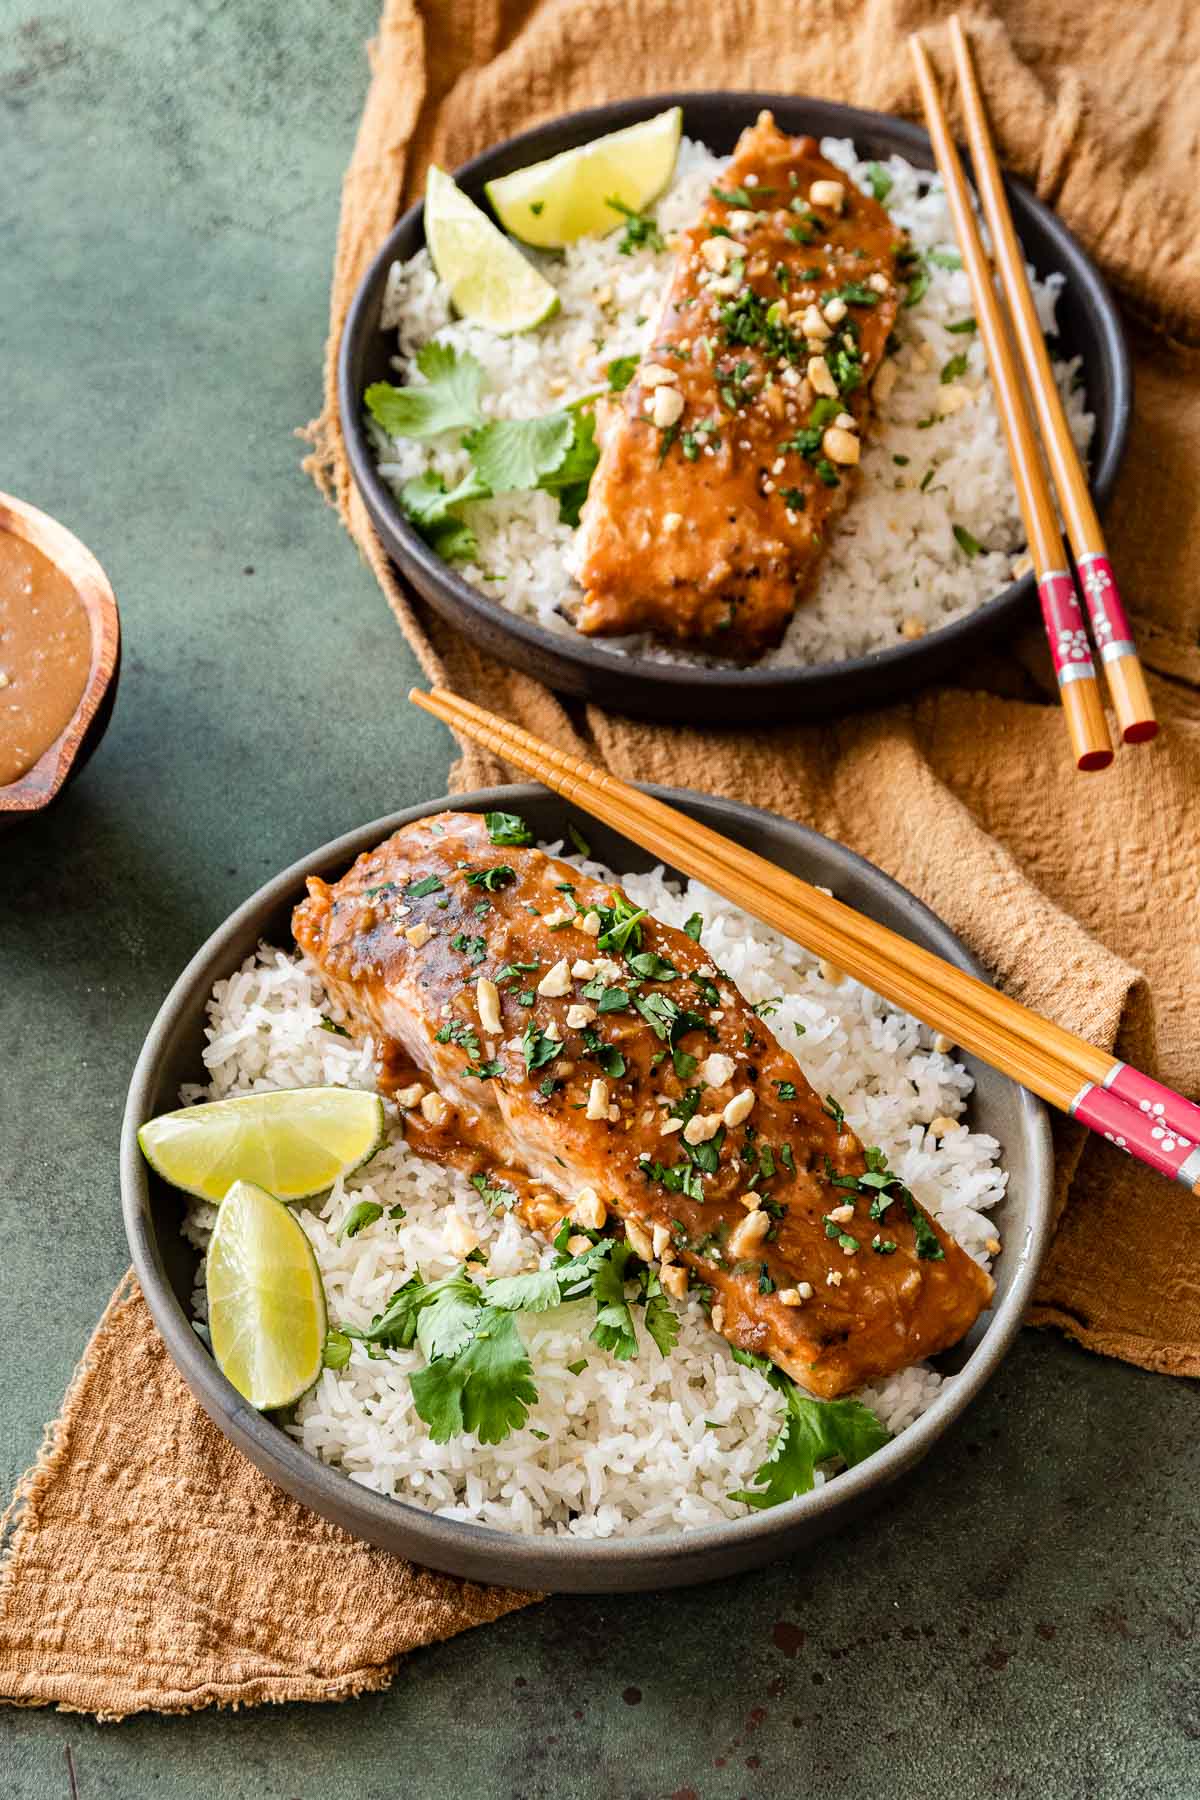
[0,492,120,820]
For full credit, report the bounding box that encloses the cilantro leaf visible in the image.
[866,161,893,203]
[465,863,516,891]
[485,1240,610,1314]
[941,351,969,384]
[463,411,574,493]
[902,1190,946,1260]
[415,1273,485,1362]
[606,354,639,392]
[953,523,982,560]
[338,1200,383,1241]
[538,405,600,526]
[590,1241,639,1358]
[683,912,704,942]
[730,1385,890,1509]
[522,1022,563,1071]
[606,195,665,254]
[410,1309,538,1444]
[644,1292,680,1357]
[365,342,485,441]
[470,1171,516,1214]
[626,949,678,982]
[485,811,533,845]
[595,891,647,954]
[322,1330,352,1370]
[399,467,490,562]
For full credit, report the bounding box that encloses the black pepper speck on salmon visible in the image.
[293,811,993,1399]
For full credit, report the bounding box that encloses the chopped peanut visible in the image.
[722,1090,756,1128]
[728,1208,770,1259]
[585,1078,609,1121]
[476,977,501,1036]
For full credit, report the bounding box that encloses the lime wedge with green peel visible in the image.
[484,106,682,248]
[138,1087,385,1204]
[206,1180,327,1409]
[425,165,560,333]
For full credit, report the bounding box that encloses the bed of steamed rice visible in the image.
[368,134,1094,667]
[181,848,1007,1540]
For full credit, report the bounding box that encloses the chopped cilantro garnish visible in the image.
[465,864,516,891]
[595,891,647,954]
[940,352,969,384]
[339,1200,383,1242]
[684,912,704,941]
[822,1095,845,1128]
[953,523,982,559]
[436,1018,481,1059]
[470,1172,516,1214]
[485,811,533,845]
[774,1081,797,1100]
[449,931,487,965]
[319,1014,350,1038]
[521,1023,563,1072]
[605,353,639,392]
[865,162,893,203]
[946,315,977,334]
[406,873,444,899]
[606,195,665,255]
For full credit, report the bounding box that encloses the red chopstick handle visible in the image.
[1072,1083,1200,1188]
[1039,568,1099,686]
[1076,552,1136,664]
[1101,1063,1200,1146]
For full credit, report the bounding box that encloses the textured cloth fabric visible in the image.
[4,0,1199,1719]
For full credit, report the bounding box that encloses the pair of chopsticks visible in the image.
[910,21,1156,771]
[411,686,1200,1196]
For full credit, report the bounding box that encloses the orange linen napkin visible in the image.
[3,0,1199,1718]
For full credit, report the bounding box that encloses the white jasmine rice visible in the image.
[368,134,1092,667]
[182,849,1006,1540]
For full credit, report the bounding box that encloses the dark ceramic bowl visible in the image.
[0,491,120,825]
[122,786,1053,1592]
[339,92,1131,726]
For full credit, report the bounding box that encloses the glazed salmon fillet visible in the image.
[571,112,903,657]
[293,812,993,1400]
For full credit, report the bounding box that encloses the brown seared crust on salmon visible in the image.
[294,811,993,1399]
[572,112,902,658]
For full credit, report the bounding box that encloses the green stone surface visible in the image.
[0,4,1196,1795]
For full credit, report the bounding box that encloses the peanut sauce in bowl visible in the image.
[0,493,120,819]
[0,532,92,786]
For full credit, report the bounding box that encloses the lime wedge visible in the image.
[425,165,560,333]
[484,106,682,248]
[138,1087,385,1204]
[206,1180,327,1409]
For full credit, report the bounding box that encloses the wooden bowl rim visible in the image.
[0,491,120,813]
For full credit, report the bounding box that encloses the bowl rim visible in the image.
[121,783,1055,1586]
[0,490,121,814]
[337,89,1131,703]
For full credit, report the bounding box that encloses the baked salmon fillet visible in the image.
[293,811,993,1400]
[571,112,903,657]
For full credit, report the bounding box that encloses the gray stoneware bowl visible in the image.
[339,92,1131,726]
[122,786,1053,1592]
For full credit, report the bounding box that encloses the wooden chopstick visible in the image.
[410,685,1200,1194]
[908,37,1114,774]
[947,18,1156,746]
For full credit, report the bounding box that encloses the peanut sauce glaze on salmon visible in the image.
[294,813,993,1400]
[571,113,903,658]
